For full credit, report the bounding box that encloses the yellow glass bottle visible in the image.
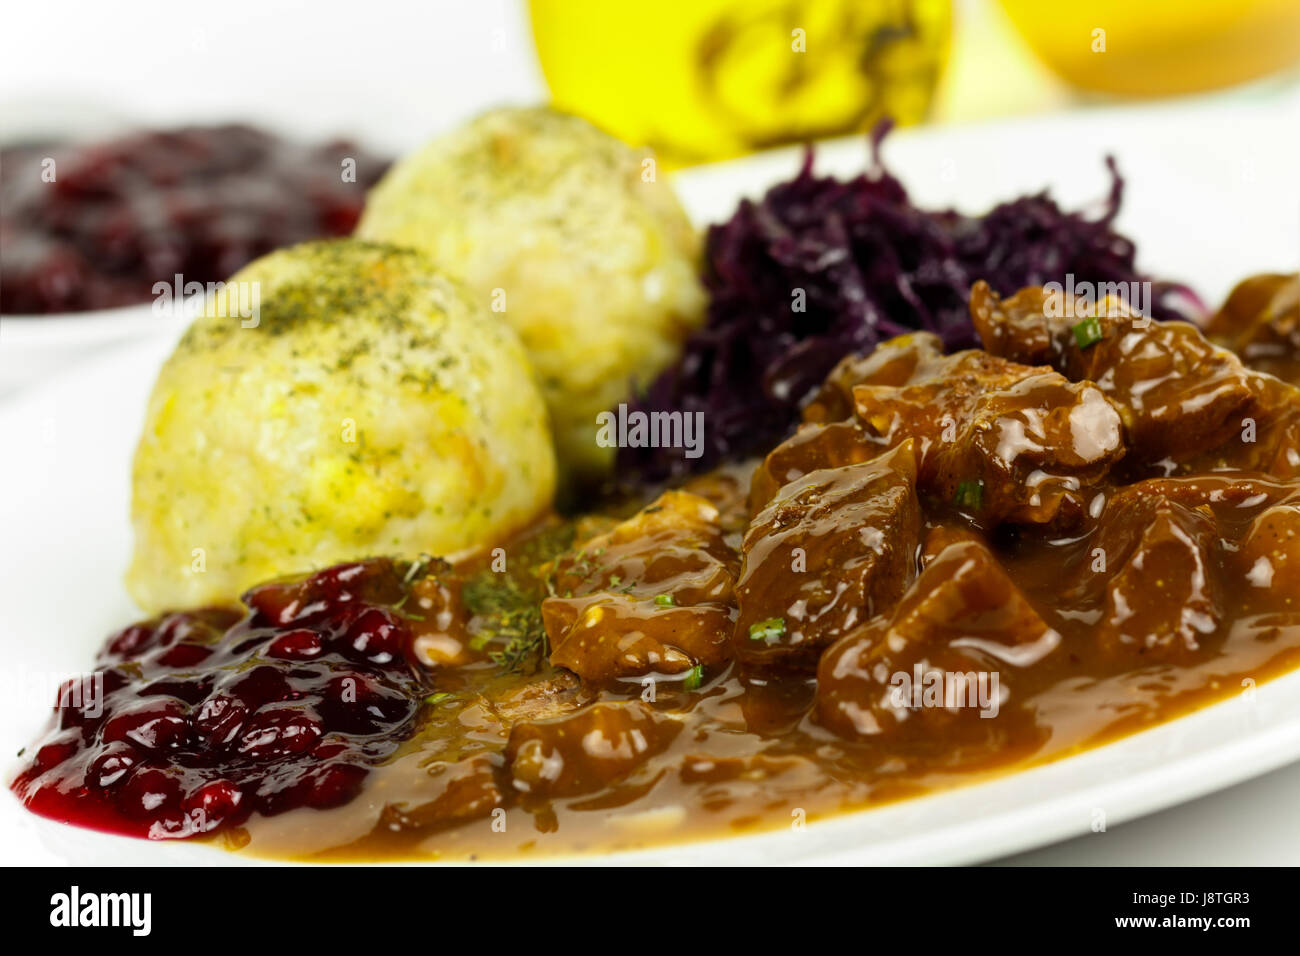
[529,0,952,167]
[999,0,1300,98]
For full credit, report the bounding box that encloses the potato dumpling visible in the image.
[127,239,556,613]
[357,106,705,484]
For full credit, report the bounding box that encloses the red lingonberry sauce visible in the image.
[12,558,430,840]
[0,124,389,314]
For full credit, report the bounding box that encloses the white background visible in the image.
[0,0,545,152]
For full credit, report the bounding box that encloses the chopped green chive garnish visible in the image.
[393,554,435,612]
[654,594,676,607]
[1072,316,1104,349]
[749,617,786,641]
[954,479,984,511]
[424,692,453,706]
[682,665,704,691]
[402,554,434,586]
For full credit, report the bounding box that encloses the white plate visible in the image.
[3,93,1299,865]
[0,304,182,396]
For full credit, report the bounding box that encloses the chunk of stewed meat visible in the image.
[803,332,948,424]
[1205,374,1300,479]
[543,491,738,684]
[1205,273,1300,386]
[549,490,738,602]
[1236,499,1300,617]
[853,348,1125,527]
[1088,473,1297,519]
[546,596,732,684]
[749,419,888,514]
[734,442,921,673]
[970,281,1298,474]
[1084,486,1225,662]
[816,536,1057,750]
[504,702,681,799]
[802,328,1132,530]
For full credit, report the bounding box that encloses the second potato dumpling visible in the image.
[358,106,706,485]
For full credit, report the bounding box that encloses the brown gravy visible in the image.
[231,281,1300,861]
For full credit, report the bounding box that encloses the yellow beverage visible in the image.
[999,0,1300,97]
[529,0,952,167]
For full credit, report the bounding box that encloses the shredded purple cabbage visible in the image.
[615,129,1198,489]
